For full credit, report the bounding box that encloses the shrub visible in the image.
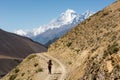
[9,74,17,80]
[117,8,120,11]
[107,43,119,55]
[68,61,72,65]
[21,73,25,76]
[75,49,80,53]
[34,63,38,67]
[103,12,109,16]
[101,10,109,17]
[36,68,43,73]
[14,67,20,73]
[66,42,72,47]
[27,54,37,60]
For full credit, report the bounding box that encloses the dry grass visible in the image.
[2,1,120,80]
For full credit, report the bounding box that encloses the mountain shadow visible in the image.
[0,29,47,77]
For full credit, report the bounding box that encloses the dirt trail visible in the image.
[36,53,66,80]
[0,55,23,61]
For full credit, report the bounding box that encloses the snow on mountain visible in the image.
[15,9,94,46]
[32,9,79,36]
[55,9,78,24]
[14,29,27,36]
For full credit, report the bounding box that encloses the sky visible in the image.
[0,0,115,32]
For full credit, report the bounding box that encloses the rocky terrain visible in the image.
[1,0,120,80]
[48,0,120,79]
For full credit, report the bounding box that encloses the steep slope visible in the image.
[48,0,120,79]
[2,0,120,80]
[0,29,47,77]
[0,29,47,58]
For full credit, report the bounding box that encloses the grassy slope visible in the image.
[2,1,120,80]
[48,1,120,79]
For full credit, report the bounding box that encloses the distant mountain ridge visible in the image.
[15,9,94,46]
[0,29,47,58]
[2,1,120,80]
[0,29,47,77]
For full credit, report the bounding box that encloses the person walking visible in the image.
[47,60,53,74]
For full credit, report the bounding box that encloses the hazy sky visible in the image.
[0,0,115,32]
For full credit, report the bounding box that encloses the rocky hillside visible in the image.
[0,29,47,78]
[48,0,120,79]
[1,0,120,80]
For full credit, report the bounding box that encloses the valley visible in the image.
[1,0,120,80]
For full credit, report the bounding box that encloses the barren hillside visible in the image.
[0,29,47,58]
[48,0,120,79]
[2,0,120,80]
[0,29,47,78]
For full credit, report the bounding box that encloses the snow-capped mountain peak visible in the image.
[14,29,27,36]
[31,9,80,36]
[58,9,78,24]
[15,9,94,45]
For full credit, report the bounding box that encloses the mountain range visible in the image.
[2,0,120,80]
[15,9,94,46]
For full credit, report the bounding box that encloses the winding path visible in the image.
[36,53,66,80]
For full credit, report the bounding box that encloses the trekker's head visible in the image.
[49,60,52,63]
